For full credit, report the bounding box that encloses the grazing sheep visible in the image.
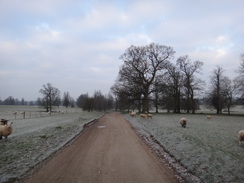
[180,118,187,128]
[238,130,244,145]
[146,113,152,119]
[0,122,13,139]
[130,111,137,117]
[0,119,8,125]
[140,114,147,118]
[207,115,212,120]
[61,111,64,114]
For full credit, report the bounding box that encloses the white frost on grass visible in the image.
[125,114,244,183]
[11,113,83,137]
[0,106,103,183]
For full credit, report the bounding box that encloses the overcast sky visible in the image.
[0,0,243,101]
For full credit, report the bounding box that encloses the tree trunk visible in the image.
[227,106,231,115]
[142,98,148,113]
[191,94,195,114]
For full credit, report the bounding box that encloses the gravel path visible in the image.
[21,112,179,183]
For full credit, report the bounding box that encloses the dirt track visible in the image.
[23,112,179,183]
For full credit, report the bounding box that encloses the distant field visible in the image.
[0,105,83,120]
[125,113,244,183]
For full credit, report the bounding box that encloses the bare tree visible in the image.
[118,43,175,112]
[3,96,15,105]
[164,62,183,113]
[234,52,244,103]
[207,66,227,114]
[76,93,88,108]
[83,97,94,112]
[63,92,71,109]
[221,76,237,115]
[39,83,61,112]
[152,76,161,113]
[76,93,95,112]
[111,76,143,112]
[105,93,114,110]
[177,55,204,114]
[93,90,106,112]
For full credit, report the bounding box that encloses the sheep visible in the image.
[61,111,64,114]
[140,114,147,118]
[130,111,137,117]
[207,115,212,120]
[0,122,13,139]
[0,119,8,125]
[146,113,152,119]
[238,130,244,145]
[180,118,187,128]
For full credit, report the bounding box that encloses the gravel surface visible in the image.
[22,112,179,183]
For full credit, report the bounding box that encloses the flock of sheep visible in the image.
[129,112,244,146]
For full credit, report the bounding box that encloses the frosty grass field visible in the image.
[0,105,244,183]
[124,109,244,183]
[0,105,103,183]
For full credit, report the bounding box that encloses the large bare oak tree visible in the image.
[116,43,175,112]
[39,83,61,112]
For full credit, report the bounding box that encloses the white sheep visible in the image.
[140,114,147,118]
[0,122,13,139]
[238,130,244,145]
[130,111,137,117]
[207,115,212,120]
[144,111,153,119]
[146,113,152,119]
[180,118,187,128]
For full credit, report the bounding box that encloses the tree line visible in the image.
[0,83,76,111]
[1,43,243,114]
[111,42,244,114]
[37,83,114,112]
[0,96,36,106]
[0,83,114,113]
[76,91,114,112]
